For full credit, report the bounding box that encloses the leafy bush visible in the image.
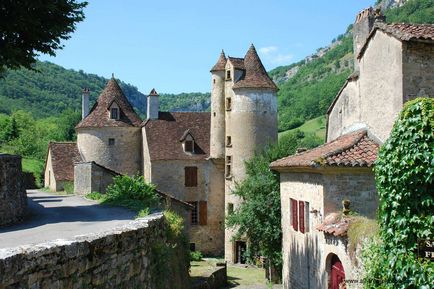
[190,251,203,262]
[363,98,434,288]
[63,181,74,194]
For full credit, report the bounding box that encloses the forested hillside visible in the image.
[0,61,210,118]
[270,0,434,131]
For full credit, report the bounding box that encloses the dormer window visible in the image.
[180,129,196,154]
[109,102,120,120]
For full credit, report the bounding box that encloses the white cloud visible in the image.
[258,46,293,65]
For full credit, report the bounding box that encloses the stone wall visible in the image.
[0,214,190,289]
[0,154,27,227]
[74,162,118,195]
[192,263,227,289]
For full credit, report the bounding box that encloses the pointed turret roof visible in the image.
[232,44,278,91]
[76,77,142,128]
[210,50,227,72]
[149,88,159,96]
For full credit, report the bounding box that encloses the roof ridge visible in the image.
[321,130,367,159]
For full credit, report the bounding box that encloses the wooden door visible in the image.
[330,255,346,289]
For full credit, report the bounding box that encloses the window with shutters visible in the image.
[185,166,198,187]
[290,198,298,231]
[189,201,198,225]
[299,201,305,233]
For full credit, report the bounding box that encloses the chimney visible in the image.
[353,7,385,71]
[147,88,159,120]
[82,87,90,119]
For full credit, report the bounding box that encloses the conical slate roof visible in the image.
[149,88,159,96]
[210,50,227,72]
[232,44,278,91]
[76,78,142,128]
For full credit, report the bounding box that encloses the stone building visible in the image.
[44,45,277,258]
[270,8,434,289]
[44,142,82,191]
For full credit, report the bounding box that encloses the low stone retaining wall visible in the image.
[192,263,227,289]
[0,154,27,227]
[0,213,189,289]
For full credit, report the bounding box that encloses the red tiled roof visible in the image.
[210,50,227,72]
[232,45,278,91]
[143,112,210,161]
[316,213,350,237]
[48,142,82,181]
[76,78,142,128]
[358,22,434,59]
[228,57,245,70]
[270,130,379,169]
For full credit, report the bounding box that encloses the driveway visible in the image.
[0,190,136,249]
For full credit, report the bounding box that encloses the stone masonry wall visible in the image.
[0,154,27,227]
[0,214,190,289]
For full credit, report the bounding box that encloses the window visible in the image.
[190,243,196,251]
[290,198,298,231]
[226,164,232,178]
[185,140,194,153]
[110,107,119,119]
[185,166,198,187]
[188,201,207,226]
[189,201,198,225]
[290,198,310,234]
[226,136,232,147]
[226,155,232,164]
[226,70,231,80]
[226,97,232,111]
[108,138,115,146]
[228,203,234,214]
[213,79,216,84]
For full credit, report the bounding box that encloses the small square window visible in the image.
[226,98,232,111]
[226,155,232,164]
[226,136,232,147]
[110,107,119,119]
[108,138,115,146]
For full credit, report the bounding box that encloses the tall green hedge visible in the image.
[363,98,434,289]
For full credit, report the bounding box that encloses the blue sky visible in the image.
[39,0,374,94]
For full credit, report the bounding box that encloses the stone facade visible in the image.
[279,169,376,289]
[0,154,27,227]
[328,23,434,143]
[0,214,190,289]
[77,127,142,176]
[74,162,119,195]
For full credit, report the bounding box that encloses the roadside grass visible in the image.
[22,158,44,187]
[279,115,326,140]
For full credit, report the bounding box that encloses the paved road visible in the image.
[0,190,136,249]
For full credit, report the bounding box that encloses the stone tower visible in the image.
[210,50,227,160]
[353,7,385,71]
[76,77,143,175]
[147,88,159,120]
[210,45,278,263]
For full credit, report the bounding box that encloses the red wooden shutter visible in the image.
[199,201,207,225]
[299,201,305,233]
[291,198,298,231]
[185,167,198,187]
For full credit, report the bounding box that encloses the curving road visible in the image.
[0,190,136,249]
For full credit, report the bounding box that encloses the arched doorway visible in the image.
[329,254,346,289]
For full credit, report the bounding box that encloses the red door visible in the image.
[330,255,346,289]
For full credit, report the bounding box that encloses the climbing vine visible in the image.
[363,98,434,289]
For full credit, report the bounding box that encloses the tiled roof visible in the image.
[149,88,159,96]
[358,22,434,59]
[76,78,142,128]
[316,213,350,237]
[232,45,278,91]
[270,130,379,169]
[143,112,210,161]
[228,57,245,70]
[48,142,82,181]
[210,50,227,72]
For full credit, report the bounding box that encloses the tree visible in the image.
[363,97,434,288]
[226,131,322,279]
[0,0,87,74]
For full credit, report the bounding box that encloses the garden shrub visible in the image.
[363,98,434,289]
[190,250,203,262]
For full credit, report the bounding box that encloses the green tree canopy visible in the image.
[0,0,87,74]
